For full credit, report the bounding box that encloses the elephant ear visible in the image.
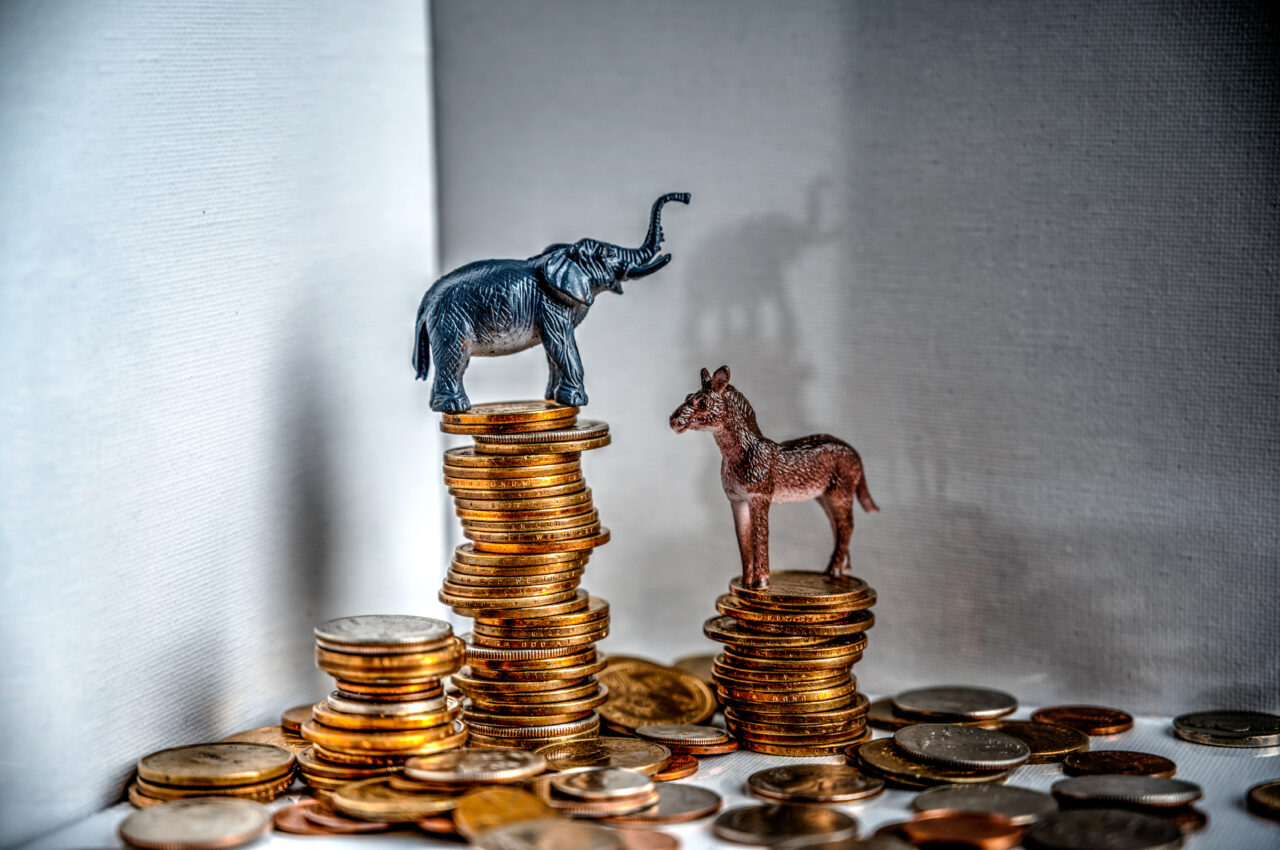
[533,246,594,306]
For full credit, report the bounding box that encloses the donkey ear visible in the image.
[700,367,712,388]
[711,365,730,392]
[534,246,594,305]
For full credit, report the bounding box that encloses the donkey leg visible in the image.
[730,499,753,586]
[819,490,854,578]
[747,496,772,588]
[430,331,471,413]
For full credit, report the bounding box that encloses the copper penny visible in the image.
[272,800,330,835]
[1062,750,1176,778]
[1032,705,1134,736]
[302,799,395,833]
[652,754,699,782]
[902,809,1022,850]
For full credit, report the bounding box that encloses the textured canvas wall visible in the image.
[431,0,1279,715]
[0,2,443,845]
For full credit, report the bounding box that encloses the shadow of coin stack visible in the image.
[297,615,468,795]
[435,402,613,750]
[704,570,876,756]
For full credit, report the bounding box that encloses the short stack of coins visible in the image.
[297,615,467,794]
[703,570,876,755]
[128,743,296,808]
[436,402,613,750]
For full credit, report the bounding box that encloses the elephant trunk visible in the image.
[625,192,691,278]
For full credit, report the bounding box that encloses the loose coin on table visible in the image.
[281,704,315,735]
[473,818,622,850]
[118,799,271,850]
[748,764,884,804]
[636,723,737,755]
[892,686,1017,721]
[552,767,654,800]
[895,723,1030,770]
[302,800,394,834]
[1246,779,1280,821]
[912,783,1058,826]
[137,742,295,788]
[331,777,459,821]
[977,719,1089,763]
[713,804,858,846]
[1022,808,1184,850]
[1172,709,1280,748]
[851,738,1013,788]
[1031,705,1134,736]
[1051,775,1202,809]
[601,783,724,826]
[901,810,1022,850]
[1061,750,1176,778]
[776,835,914,850]
[613,829,681,850]
[404,747,546,786]
[537,737,672,775]
[600,658,717,731]
[452,786,558,840]
[653,753,699,782]
[272,800,330,836]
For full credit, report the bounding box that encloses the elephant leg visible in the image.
[429,329,472,413]
[539,309,587,407]
[819,489,854,578]
[544,348,564,402]
[747,496,772,588]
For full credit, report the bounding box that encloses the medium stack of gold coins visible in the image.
[704,570,876,756]
[436,402,612,750]
[128,743,296,808]
[297,615,467,794]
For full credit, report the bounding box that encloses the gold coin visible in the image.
[445,471,584,490]
[308,744,410,766]
[672,654,717,689]
[702,616,832,648]
[717,678,855,703]
[463,511,600,533]
[133,773,293,803]
[331,777,459,822]
[453,669,595,695]
[730,723,866,745]
[471,655,610,682]
[457,502,595,522]
[453,542,584,566]
[712,659,852,684]
[530,775,660,817]
[281,705,315,734]
[445,460,582,480]
[332,680,443,700]
[469,680,604,708]
[440,400,579,427]
[472,528,610,554]
[296,747,400,780]
[405,746,548,784]
[465,523,602,545]
[442,577,581,598]
[471,632,607,651]
[467,689,608,718]
[453,490,594,513]
[729,570,875,609]
[975,719,1090,763]
[722,692,857,715]
[536,737,671,776]
[473,619,608,639]
[468,646,597,671]
[653,754,699,782]
[716,593,852,624]
[137,743,295,788]
[467,729,597,751]
[119,799,273,848]
[446,567,584,587]
[745,733,869,757]
[729,615,873,638]
[599,660,717,731]
[449,481,587,500]
[441,588,580,612]
[474,434,612,455]
[467,709,596,727]
[851,738,1012,786]
[443,445,580,468]
[126,783,164,808]
[311,697,461,731]
[476,596,609,629]
[220,726,308,754]
[452,787,559,840]
[726,633,868,660]
[300,719,467,754]
[468,715,602,741]
[451,558,590,578]
[722,651,860,672]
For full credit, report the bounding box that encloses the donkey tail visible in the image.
[856,474,879,514]
[413,302,431,381]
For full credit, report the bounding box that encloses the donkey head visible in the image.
[670,366,732,433]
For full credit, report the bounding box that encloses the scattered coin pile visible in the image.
[127,743,296,808]
[437,402,613,750]
[297,615,466,794]
[703,570,876,755]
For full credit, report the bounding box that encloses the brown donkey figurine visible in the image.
[670,366,878,589]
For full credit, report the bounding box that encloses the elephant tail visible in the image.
[413,302,431,381]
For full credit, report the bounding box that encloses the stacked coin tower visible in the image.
[704,570,876,755]
[436,402,613,750]
[297,615,467,794]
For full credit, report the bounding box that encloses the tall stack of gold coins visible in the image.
[297,615,467,794]
[436,402,612,750]
[703,570,876,756]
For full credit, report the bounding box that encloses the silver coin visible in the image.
[913,783,1058,826]
[1023,809,1183,850]
[472,420,610,444]
[314,614,452,646]
[712,804,858,846]
[1051,776,1202,808]
[552,767,655,801]
[776,836,914,850]
[118,798,270,850]
[748,765,885,804]
[636,724,732,746]
[326,692,447,716]
[1172,710,1280,748]
[893,685,1017,720]
[473,817,622,850]
[894,723,1030,770]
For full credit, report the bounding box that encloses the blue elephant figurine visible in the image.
[413,192,690,412]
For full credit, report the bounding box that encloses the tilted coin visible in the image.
[1032,706,1134,736]
[452,786,558,840]
[599,660,716,730]
[473,419,609,443]
[913,783,1058,826]
[1172,710,1280,747]
[673,654,716,688]
[978,720,1089,763]
[281,704,314,734]
[600,783,724,826]
[1022,808,1183,850]
[902,810,1022,849]
[118,798,271,850]
[405,746,546,783]
[652,753,699,782]
[748,764,885,804]
[712,804,858,846]
[473,818,622,850]
[895,724,1030,770]
[1051,775,1202,808]
[332,777,459,821]
[137,742,295,788]
[851,739,1012,787]
[219,725,307,754]
[552,767,655,800]
[893,686,1018,721]
[536,737,671,775]
[1246,779,1280,821]
[314,614,453,648]
[1061,750,1176,778]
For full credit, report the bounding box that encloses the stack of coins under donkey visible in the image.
[436,402,613,750]
[704,570,876,755]
[297,615,467,794]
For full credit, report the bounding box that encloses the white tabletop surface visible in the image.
[28,712,1280,850]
